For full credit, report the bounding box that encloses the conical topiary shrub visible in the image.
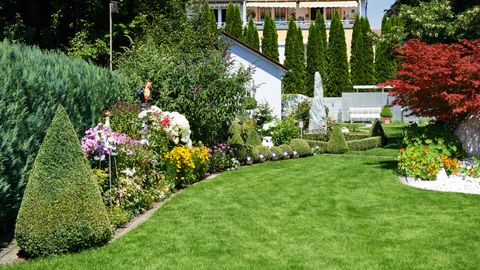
[15,106,111,258]
[327,126,349,154]
[370,119,388,146]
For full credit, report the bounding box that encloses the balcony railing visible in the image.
[254,19,355,30]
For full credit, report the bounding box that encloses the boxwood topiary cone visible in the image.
[15,106,111,258]
[370,119,388,146]
[327,126,349,153]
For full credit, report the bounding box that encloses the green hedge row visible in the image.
[347,136,382,151]
[0,41,130,232]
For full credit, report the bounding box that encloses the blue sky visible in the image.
[367,0,396,29]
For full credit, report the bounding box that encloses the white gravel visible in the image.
[399,169,480,195]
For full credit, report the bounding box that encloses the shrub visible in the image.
[290,139,312,156]
[270,117,300,145]
[15,106,111,258]
[269,146,282,160]
[228,121,244,146]
[109,102,142,140]
[279,144,293,157]
[380,105,393,117]
[234,144,259,164]
[242,122,262,146]
[207,143,236,173]
[307,140,328,154]
[370,119,388,146]
[398,122,464,180]
[327,126,349,154]
[304,132,329,142]
[255,145,272,159]
[0,41,129,232]
[164,145,209,187]
[347,137,382,151]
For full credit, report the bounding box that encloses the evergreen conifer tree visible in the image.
[350,15,362,84]
[261,14,279,61]
[15,106,111,257]
[225,3,243,38]
[243,26,248,41]
[225,3,233,34]
[284,19,298,69]
[351,16,375,85]
[247,18,260,50]
[375,14,397,83]
[283,20,305,95]
[315,12,328,87]
[326,12,352,97]
[306,22,322,97]
[360,17,375,84]
[296,26,306,94]
[198,3,218,47]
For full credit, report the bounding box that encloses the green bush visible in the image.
[279,144,293,156]
[255,145,272,159]
[228,121,244,146]
[109,102,142,140]
[327,126,349,154]
[380,105,393,117]
[242,122,262,146]
[269,146,282,160]
[0,41,129,233]
[304,132,329,142]
[347,137,382,151]
[234,144,259,163]
[290,139,312,157]
[370,119,388,146]
[270,117,300,145]
[345,133,371,141]
[15,106,111,258]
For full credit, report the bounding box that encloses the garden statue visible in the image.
[262,136,274,149]
[308,72,327,132]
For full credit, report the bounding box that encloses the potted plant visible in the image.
[380,105,393,124]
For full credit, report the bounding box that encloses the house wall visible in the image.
[227,42,285,118]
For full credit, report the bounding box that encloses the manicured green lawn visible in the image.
[4,153,480,269]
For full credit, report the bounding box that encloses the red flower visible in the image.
[161,116,171,127]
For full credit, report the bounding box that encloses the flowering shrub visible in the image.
[164,145,209,186]
[138,105,192,148]
[398,123,464,180]
[207,143,238,173]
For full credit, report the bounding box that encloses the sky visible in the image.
[367,0,396,29]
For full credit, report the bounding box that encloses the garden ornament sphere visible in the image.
[292,151,299,158]
[258,154,266,163]
[246,156,253,165]
[283,151,289,159]
[271,152,278,160]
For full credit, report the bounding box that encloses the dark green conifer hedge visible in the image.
[15,106,111,258]
[370,119,388,146]
[327,126,349,153]
[261,15,279,61]
[0,41,128,233]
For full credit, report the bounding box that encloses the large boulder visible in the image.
[455,113,480,158]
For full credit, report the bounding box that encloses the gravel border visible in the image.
[399,173,480,195]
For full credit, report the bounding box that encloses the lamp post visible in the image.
[299,120,304,139]
[109,1,119,71]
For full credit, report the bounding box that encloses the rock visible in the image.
[308,72,327,132]
[437,168,448,181]
[455,113,480,158]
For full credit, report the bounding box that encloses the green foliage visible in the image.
[261,14,279,61]
[198,2,219,48]
[306,17,323,97]
[67,27,108,63]
[398,122,464,180]
[380,105,393,118]
[347,137,382,151]
[293,100,311,128]
[242,122,262,146]
[306,140,328,153]
[351,16,375,85]
[289,139,312,156]
[326,126,349,154]
[370,119,388,146]
[283,20,306,95]
[117,22,251,144]
[246,18,260,50]
[0,40,128,233]
[15,106,111,258]
[269,146,282,158]
[316,12,328,83]
[225,3,243,39]
[228,121,245,145]
[304,132,329,142]
[109,102,142,140]
[279,144,293,155]
[255,145,272,159]
[252,103,274,128]
[456,6,480,40]
[270,117,300,145]
[234,144,259,163]
[375,14,401,83]
[326,12,352,97]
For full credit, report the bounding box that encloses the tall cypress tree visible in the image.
[375,14,397,83]
[326,11,352,97]
[350,15,362,84]
[283,19,305,94]
[315,12,328,86]
[261,14,279,61]
[225,3,243,38]
[247,18,260,50]
[243,26,248,41]
[360,17,375,84]
[198,3,218,48]
[225,3,233,34]
[306,22,321,97]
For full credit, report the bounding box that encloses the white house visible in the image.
[222,32,287,118]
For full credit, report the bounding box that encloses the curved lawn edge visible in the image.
[399,175,480,195]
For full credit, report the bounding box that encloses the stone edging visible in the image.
[398,175,480,195]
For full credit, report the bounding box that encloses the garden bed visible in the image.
[399,172,480,195]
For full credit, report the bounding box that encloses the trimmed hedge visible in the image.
[327,126,349,154]
[234,144,259,163]
[370,119,388,146]
[255,145,272,159]
[0,41,129,232]
[290,139,312,156]
[304,132,329,142]
[279,144,293,158]
[15,107,111,258]
[270,146,282,160]
[347,136,382,151]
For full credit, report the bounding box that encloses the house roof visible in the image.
[221,31,288,72]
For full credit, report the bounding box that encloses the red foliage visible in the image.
[383,39,480,122]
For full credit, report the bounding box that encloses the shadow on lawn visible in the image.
[365,159,398,171]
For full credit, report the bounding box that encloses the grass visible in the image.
[4,151,480,269]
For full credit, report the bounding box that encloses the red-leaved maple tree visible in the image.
[383,39,480,122]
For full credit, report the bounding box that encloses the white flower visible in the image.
[121,168,136,177]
